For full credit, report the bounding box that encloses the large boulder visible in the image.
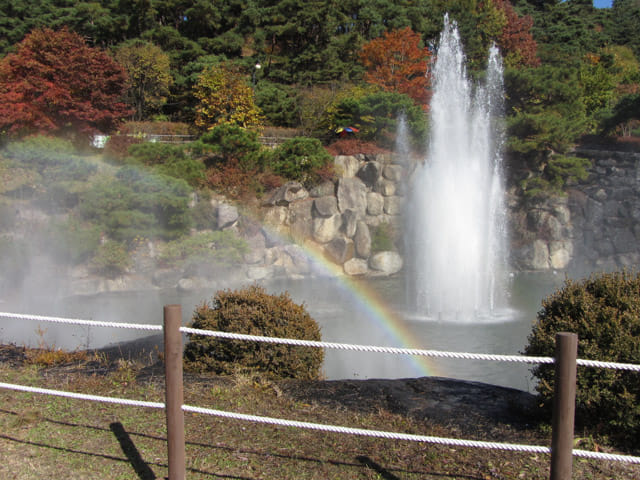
[313,196,339,217]
[343,258,368,276]
[289,199,314,241]
[312,213,342,243]
[366,192,384,216]
[354,221,372,258]
[217,203,239,229]
[337,177,367,216]
[383,196,403,215]
[341,209,358,237]
[263,181,309,206]
[309,181,336,197]
[383,164,404,182]
[357,161,382,187]
[334,155,360,178]
[325,237,355,264]
[369,251,403,275]
[374,179,396,197]
[243,230,267,264]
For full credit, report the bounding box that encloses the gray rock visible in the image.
[334,155,360,178]
[313,196,339,217]
[337,177,367,216]
[354,221,371,258]
[383,164,404,182]
[374,179,397,196]
[289,199,314,242]
[313,214,342,243]
[357,161,382,187]
[217,203,239,229]
[310,181,336,197]
[325,237,355,264]
[341,209,359,237]
[262,206,288,228]
[263,181,309,206]
[384,196,403,215]
[343,258,368,276]
[366,192,384,216]
[531,240,550,270]
[549,241,572,269]
[369,251,403,274]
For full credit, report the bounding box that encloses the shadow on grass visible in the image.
[0,407,483,479]
[110,421,156,480]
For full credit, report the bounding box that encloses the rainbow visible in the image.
[268,236,441,378]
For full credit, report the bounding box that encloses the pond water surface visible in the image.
[0,272,565,392]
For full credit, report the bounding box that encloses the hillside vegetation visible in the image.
[0,1,638,180]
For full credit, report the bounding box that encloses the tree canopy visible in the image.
[0,27,131,140]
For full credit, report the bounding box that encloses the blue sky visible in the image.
[593,0,612,7]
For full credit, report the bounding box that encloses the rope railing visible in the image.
[1,308,640,479]
[0,311,163,331]
[0,379,638,465]
[3,311,639,371]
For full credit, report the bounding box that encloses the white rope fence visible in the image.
[2,311,639,371]
[1,310,640,467]
[0,381,165,409]
[0,312,163,332]
[0,379,638,464]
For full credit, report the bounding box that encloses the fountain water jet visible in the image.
[406,16,508,322]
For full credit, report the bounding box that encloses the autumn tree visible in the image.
[359,27,432,106]
[194,64,263,130]
[115,40,173,120]
[493,0,540,68]
[0,27,131,140]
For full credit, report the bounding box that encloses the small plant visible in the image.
[371,222,397,252]
[521,155,591,199]
[90,240,131,277]
[523,271,640,449]
[158,231,249,269]
[184,285,324,380]
[25,327,88,366]
[269,137,335,188]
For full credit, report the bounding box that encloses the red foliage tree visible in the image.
[0,27,132,139]
[359,27,432,106]
[493,0,540,68]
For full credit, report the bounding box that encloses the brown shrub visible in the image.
[183,286,324,380]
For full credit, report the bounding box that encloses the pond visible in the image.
[0,272,565,392]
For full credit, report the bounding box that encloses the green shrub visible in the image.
[2,135,76,168]
[523,271,640,449]
[127,143,205,187]
[47,217,101,264]
[255,81,300,127]
[90,240,131,277]
[371,222,397,253]
[184,285,324,380]
[79,168,193,242]
[269,137,334,188]
[521,155,591,199]
[194,124,263,171]
[158,231,249,270]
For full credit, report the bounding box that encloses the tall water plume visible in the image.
[406,16,507,321]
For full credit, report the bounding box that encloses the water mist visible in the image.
[406,16,508,322]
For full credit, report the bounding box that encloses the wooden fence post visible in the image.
[550,332,578,480]
[164,304,186,480]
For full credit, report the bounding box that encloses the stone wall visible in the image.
[260,153,406,277]
[510,148,640,273]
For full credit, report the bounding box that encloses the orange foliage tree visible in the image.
[493,0,540,68]
[0,27,131,139]
[359,27,432,107]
